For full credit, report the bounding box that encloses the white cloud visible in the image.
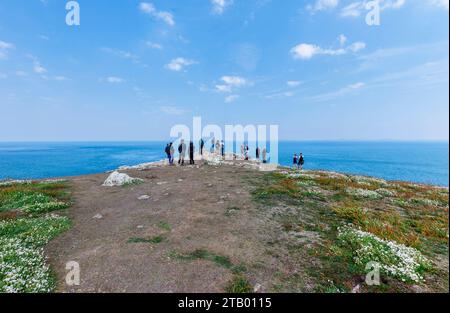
[340,2,364,17]
[53,76,68,81]
[215,84,232,93]
[0,40,14,59]
[309,82,366,102]
[225,95,239,103]
[101,47,138,60]
[26,55,47,74]
[307,0,339,13]
[340,0,406,18]
[139,2,175,26]
[338,34,347,46]
[291,39,365,60]
[427,0,449,10]
[215,76,247,93]
[105,76,125,83]
[348,41,366,52]
[348,82,365,89]
[33,60,46,74]
[287,80,302,87]
[166,58,196,72]
[211,0,234,15]
[160,106,185,115]
[221,76,247,86]
[146,41,163,50]
[291,44,321,60]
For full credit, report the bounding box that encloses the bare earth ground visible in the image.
[46,162,303,293]
[45,161,449,293]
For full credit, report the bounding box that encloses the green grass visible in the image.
[0,181,73,293]
[225,275,253,293]
[225,207,240,217]
[157,221,171,231]
[128,236,165,244]
[0,215,71,247]
[169,249,246,273]
[0,181,71,214]
[248,169,449,293]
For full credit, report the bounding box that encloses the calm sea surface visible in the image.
[0,141,448,186]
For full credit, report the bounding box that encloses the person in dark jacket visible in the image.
[256,147,260,160]
[178,140,186,165]
[298,153,305,170]
[165,143,171,163]
[293,154,298,169]
[189,141,195,165]
[200,138,205,156]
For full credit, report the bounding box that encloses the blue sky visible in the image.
[0,0,448,141]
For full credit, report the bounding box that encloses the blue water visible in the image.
[0,141,448,186]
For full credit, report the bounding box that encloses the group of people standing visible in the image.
[164,139,269,165]
[293,153,305,170]
[164,140,196,166]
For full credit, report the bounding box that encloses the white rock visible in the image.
[102,171,143,187]
[351,284,361,293]
[93,214,103,219]
[253,283,263,293]
[138,195,151,200]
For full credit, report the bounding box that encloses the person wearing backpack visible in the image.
[165,143,171,163]
[298,153,305,170]
[178,140,186,165]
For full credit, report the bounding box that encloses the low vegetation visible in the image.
[0,180,72,293]
[251,169,449,292]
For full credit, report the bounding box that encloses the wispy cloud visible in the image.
[291,37,365,60]
[225,94,239,103]
[166,58,196,72]
[356,41,448,72]
[340,0,406,18]
[427,0,449,10]
[27,55,47,74]
[146,41,163,50]
[101,47,139,61]
[211,0,234,15]
[139,2,175,26]
[0,40,14,59]
[287,80,302,87]
[306,0,339,14]
[215,76,247,93]
[104,76,125,83]
[160,106,185,115]
[309,82,366,102]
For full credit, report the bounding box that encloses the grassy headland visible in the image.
[0,161,448,293]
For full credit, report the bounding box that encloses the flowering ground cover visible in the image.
[251,168,449,292]
[0,181,72,293]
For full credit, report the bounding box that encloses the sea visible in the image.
[0,141,448,186]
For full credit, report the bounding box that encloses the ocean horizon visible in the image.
[0,141,448,186]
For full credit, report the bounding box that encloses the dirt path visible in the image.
[46,162,305,293]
